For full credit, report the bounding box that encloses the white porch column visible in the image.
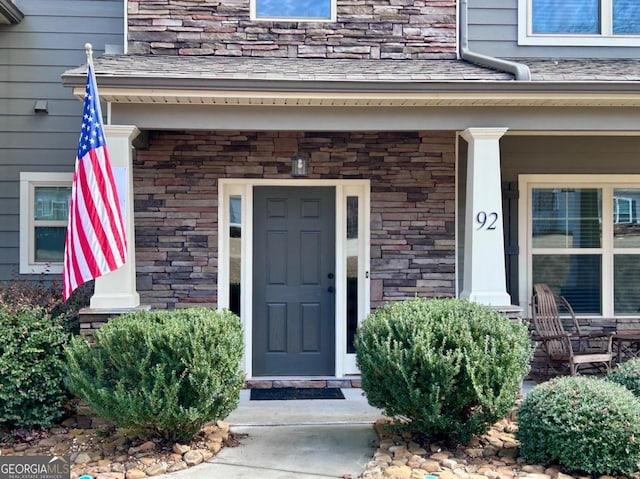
[460,127,511,306]
[89,125,140,309]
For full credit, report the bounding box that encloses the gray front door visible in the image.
[253,186,336,376]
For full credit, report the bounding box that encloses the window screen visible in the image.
[255,0,332,20]
[532,0,600,33]
[613,0,640,33]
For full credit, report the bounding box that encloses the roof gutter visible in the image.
[0,0,23,24]
[459,0,531,81]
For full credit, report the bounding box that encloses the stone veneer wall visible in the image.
[127,0,456,59]
[133,130,456,310]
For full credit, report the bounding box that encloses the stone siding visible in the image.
[133,130,456,309]
[127,0,456,59]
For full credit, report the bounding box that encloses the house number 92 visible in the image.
[476,211,499,230]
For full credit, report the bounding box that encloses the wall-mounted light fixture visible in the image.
[291,152,309,177]
[33,100,48,114]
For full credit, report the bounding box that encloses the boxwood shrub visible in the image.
[355,297,532,442]
[0,305,70,429]
[517,376,640,475]
[64,308,244,442]
[607,357,640,397]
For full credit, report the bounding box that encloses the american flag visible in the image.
[62,63,127,300]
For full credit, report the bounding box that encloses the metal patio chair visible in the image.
[531,283,613,377]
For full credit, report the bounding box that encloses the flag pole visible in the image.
[84,43,104,121]
[62,41,128,301]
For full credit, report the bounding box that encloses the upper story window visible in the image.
[251,0,336,22]
[519,0,640,46]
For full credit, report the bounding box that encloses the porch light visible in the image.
[291,152,309,177]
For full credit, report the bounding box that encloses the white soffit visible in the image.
[72,87,640,108]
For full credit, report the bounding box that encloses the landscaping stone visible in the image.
[3,407,638,479]
[125,468,146,479]
[73,453,92,465]
[172,443,190,454]
[358,414,616,479]
[0,419,235,478]
[167,461,188,473]
[182,450,204,466]
[145,462,168,476]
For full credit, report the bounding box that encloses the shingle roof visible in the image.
[64,55,513,84]
[63,55,640,85]
[523,59,640,82]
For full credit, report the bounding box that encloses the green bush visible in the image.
[0,305,70,429]
[0,274,91,334]
[64,308,245,442]
[517,376,640,475]
[355,297,532,442]
[607,358,640,397]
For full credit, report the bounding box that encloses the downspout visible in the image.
[123,0,128,54]
[459,0,531,81]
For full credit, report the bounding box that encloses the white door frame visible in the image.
[218,178,370,378]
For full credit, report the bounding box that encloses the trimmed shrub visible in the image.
[517,376,640,475]
[0,274,91,334]
[607,358,640,397]
[0,305,70,429]
[64,308,245,442]
[355,297,532,442]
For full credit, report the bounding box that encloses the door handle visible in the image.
[327,286,335,293]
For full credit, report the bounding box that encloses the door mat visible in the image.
[250,387,345,401]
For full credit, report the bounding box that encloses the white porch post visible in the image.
[460,127,511,306]
[89,125,140,309]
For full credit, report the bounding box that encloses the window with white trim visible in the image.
[520,175,640,317]
[251,0,336,22]
[519,0,640,46]
[20,172,72,274]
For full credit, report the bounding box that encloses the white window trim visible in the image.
[250,0,336,22]
[518,0,640,46]
[218,178,370,378]
[19,172,73,275]
[518,174,640,318]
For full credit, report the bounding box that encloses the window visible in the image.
[229,195,242,316]
[530,187,602,314]
[519,0,640,46]
[520,176,640,317]
[20,172,72,274]
[251,0,335,21]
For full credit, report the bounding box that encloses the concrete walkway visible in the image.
[163,388,384,479]
[157,382,538,479]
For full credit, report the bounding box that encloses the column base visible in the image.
[492,304,523,320]
[90,291,140,309]
[460,290,513,307]
[79,305,151,337]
